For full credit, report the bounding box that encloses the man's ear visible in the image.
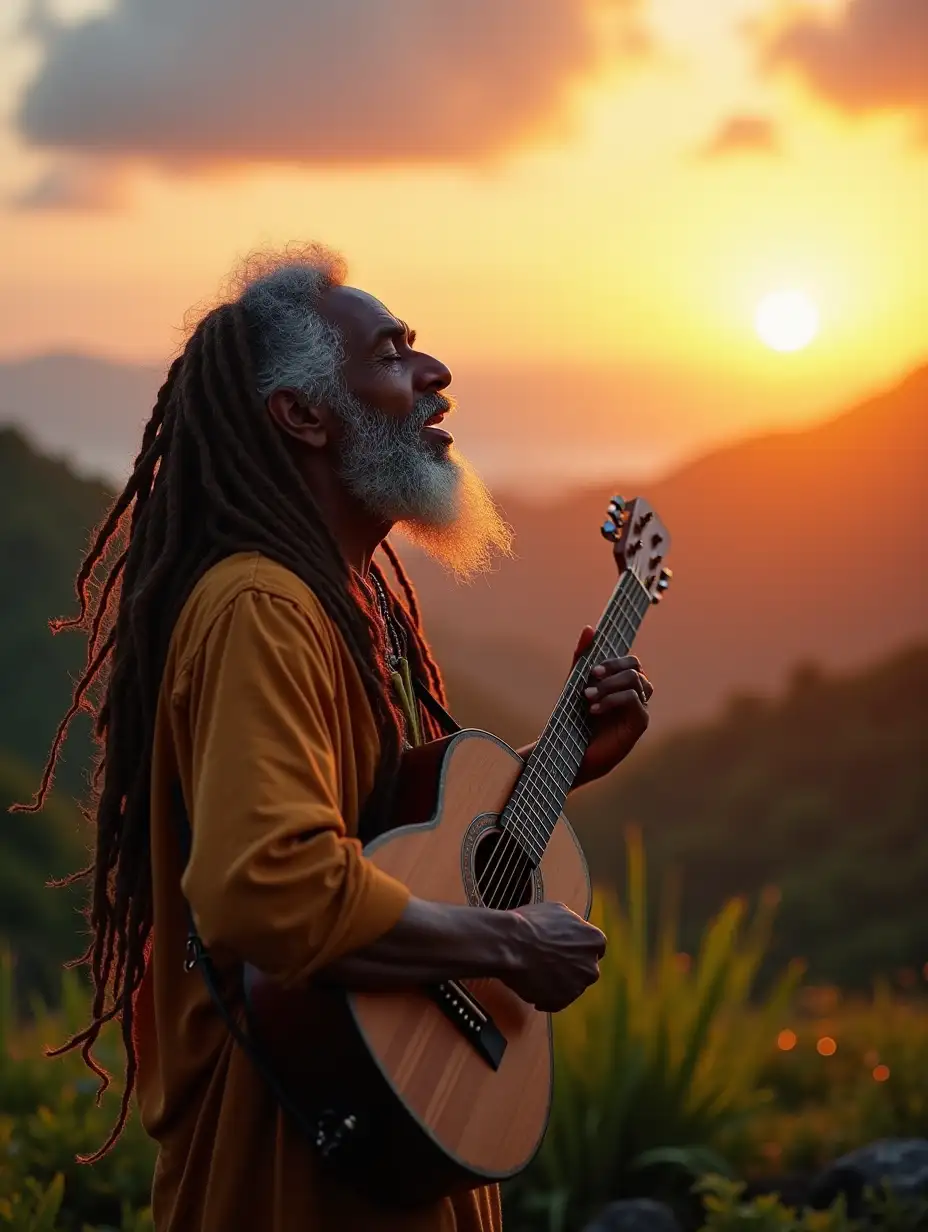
[266,388,332,449]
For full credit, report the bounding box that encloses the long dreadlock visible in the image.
[12,262,446,1160]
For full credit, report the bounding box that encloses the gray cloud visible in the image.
[15,0,644,172]
[765,0,928,121]
[698,113,779,159]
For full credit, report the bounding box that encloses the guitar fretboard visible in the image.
[499,571,652,865]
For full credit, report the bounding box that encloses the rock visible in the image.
[581,1198,684,1232]
[808,1139,928,1217]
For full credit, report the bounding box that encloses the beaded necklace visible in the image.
[366,571,422,748]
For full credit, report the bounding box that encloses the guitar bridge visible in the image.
[429,980,507,1070]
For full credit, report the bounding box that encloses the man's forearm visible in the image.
[319,897,525,990]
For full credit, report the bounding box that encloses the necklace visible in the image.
[368,571,405,668]
[365,571,420,748]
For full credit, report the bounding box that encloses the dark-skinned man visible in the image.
[34,245,653,1231]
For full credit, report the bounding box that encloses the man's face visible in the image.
[319,285,454,447]
[316,284,511,577]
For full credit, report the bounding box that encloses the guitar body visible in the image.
[244,729,591,1207]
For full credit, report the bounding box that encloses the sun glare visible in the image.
[754,290,820,353]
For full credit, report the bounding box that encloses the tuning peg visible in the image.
[657,577,670,592]
[629,539,642,554]
[610,495,626,511]
[649,554,662,568]
[651,533,664,548]
[659,567,673,583]
[633,511,653,534]
[601,519,618,541]
[651,593,662,605]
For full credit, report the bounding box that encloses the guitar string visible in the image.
[480,579,647,911]
[505,588,642,845]
[485,599,646,913]
[464,573,653,1009]
[480,575,651,911]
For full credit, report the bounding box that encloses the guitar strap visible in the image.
[412,677,462,736]
[169,674,462,1155]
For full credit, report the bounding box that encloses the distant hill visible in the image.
[0,352,160,485]
[567,643,928,988]
[406,363,928,734]
[0,426,109,794]
[0,750,87,1005]
[1,347,865,498]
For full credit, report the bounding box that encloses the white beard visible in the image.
[333,390,512,580]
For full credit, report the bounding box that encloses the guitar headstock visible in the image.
[601,494,673,605]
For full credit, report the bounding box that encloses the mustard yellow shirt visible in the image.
[134,551,502,1232]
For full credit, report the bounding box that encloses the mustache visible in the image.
[411,391,455,430]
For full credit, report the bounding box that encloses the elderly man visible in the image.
[31,245,652,1230]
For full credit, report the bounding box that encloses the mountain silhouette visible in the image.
[405,363,928,731]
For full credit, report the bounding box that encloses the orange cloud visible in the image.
[15,0,645,176]
[697,114,779,159]
[765,0,928,123]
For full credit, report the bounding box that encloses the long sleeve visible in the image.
[174,586,410,983]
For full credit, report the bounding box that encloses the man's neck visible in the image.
[298,453,392,576]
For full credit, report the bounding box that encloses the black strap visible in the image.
[413,677,461,735]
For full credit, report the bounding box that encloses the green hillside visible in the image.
[0,426,110,796]
[571,645,928,987]
[0,750,88,1005]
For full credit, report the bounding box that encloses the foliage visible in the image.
[0,951,156,1231]
[695,1174,928,1232]
[573,646,928,989]
[733,982,928,1179]
[503,829,804,1232]
[0,755,88,1012]
[0,427,110,799]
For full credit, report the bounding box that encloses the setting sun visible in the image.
[755,290,821,353]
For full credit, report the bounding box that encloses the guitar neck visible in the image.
[500,571,652,865]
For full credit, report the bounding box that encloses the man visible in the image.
[29,244,653,1230]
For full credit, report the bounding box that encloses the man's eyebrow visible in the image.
[369,319,417,348]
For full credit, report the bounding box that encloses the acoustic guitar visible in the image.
[243,494,672,1206]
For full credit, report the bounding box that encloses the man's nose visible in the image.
[415,352,452,395]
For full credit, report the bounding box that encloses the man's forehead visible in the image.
[318,284,399,339]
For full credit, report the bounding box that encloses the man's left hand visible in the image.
[571,625,653,787]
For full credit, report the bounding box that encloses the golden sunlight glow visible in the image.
[755,290,821,353]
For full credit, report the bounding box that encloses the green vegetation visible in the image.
[3,851,928,1230]
[0,427,108,799]
[693,1175,928,1232]
[573,648,928,988]
[0,951,155,1230]
[0,754,87,1011]
[506,830,804,1231]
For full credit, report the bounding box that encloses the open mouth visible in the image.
[420,405,453,445]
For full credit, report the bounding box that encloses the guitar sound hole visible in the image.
[473,828,534,910]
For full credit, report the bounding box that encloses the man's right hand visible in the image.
[501,901,606,1013]
[320,895,606,1010]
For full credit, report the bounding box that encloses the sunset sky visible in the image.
[0,0,925,487]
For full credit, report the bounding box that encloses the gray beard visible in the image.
[333,389,460,526]
[331,388,513,580]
